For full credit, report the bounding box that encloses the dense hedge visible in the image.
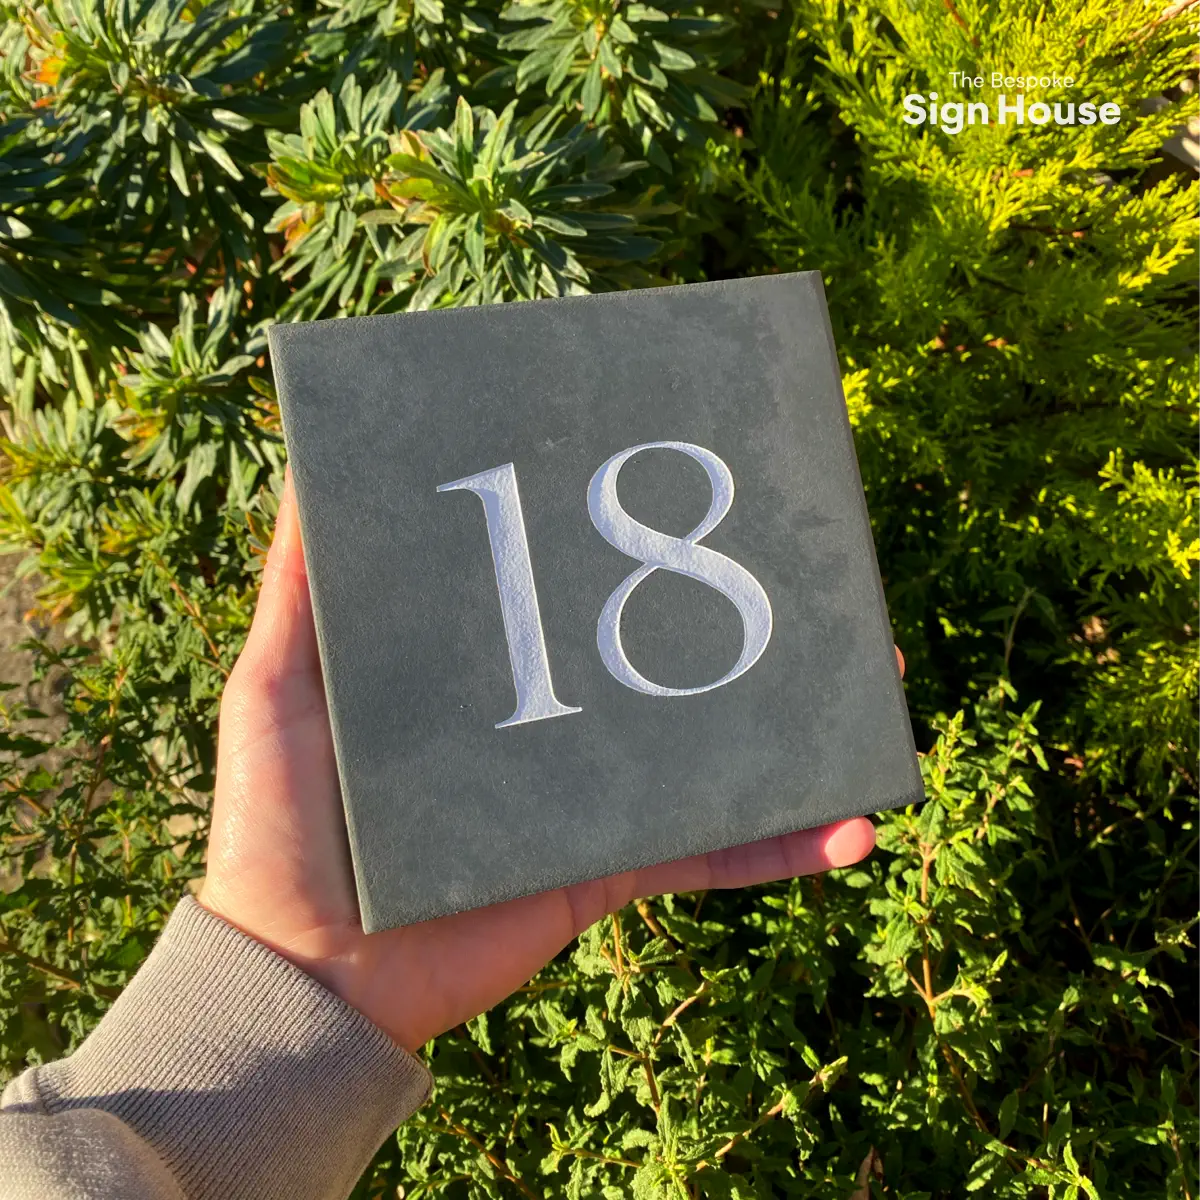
[1,1,1196,1196]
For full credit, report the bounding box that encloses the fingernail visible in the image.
[825,819,875,868]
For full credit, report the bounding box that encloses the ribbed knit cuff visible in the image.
[12,896,434,1200]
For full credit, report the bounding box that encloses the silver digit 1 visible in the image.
[587,441,773,697]
[437,463,581,728]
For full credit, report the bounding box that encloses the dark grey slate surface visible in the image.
[268,272,923,933]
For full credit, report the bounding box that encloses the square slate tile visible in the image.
[268,271,923,932]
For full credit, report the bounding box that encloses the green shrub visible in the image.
[0,0,1196,1196]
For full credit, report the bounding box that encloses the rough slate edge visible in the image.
[771,273,923,829]
[268,273,925,931]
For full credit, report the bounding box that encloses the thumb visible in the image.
[227,469,323,709]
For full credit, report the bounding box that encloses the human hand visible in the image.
[199,472,886,1052]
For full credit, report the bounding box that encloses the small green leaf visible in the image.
[997,1090,1019,1139]
[651,40,696,70]
[464,212,486,277]
[581,59,604,119]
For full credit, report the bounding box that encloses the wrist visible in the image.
[26,895,434,1199]
[195,884,406,1049]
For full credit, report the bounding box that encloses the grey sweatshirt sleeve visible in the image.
[0,895,435,1200]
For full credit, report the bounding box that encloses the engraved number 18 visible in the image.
[437,441,773,729]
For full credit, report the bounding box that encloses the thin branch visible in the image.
[66,666,126,945]
[514,978,575,994]
[554,1145,639,1170]
[907,950,989,1134]
[453,1024,502,1089]
[636,898,668,940]
[692,1093,789,1175]
[0,935,120,999]
[1169,1127,1196,1200]
[611,910,626,978]
[149,552,229,677]
[654,980,709,1046]
[6,782,49,818]
[1002,588,1033,672]
[434,1109,540,1200]
[910,841,989,1133]
[1135,0,1199,35]
[943,0,980,45]
[642,1056,661,1113]
[605,1043,641,1059]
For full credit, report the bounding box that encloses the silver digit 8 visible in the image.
[587,441,773,697]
